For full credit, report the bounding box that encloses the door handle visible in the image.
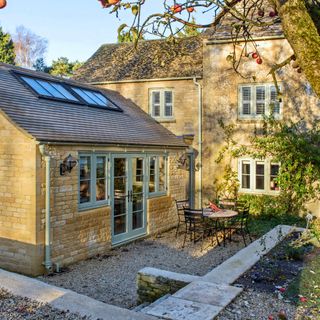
[130,190,133,202]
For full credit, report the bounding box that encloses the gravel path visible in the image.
[0,288,87,320]
[40,229,247,309]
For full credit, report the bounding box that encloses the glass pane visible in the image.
[242,87,251,101]
[114,214,126,235]
[114,196,126,216]
[242,103,251,115]
[21,77,51,96]
[37,80,65,99]
[159,156,166,192]
[83,90,106,106]
[133,194,143,212]
[164,91,173,117]
[149,157,156,193]
[114,177,126,195]
[271,164,279,176]
[51,83,79,101]
[96,179,106,201]
[114,158,126,177]
[256,163,264,175]
[256,103,265,115]
[256,86,265,100]
[242,162,250,174]
[270,164,280,191]
[80,181,91,203]
[270,86,280,114]
[241,162,250,189]
[80,157,91,179]
[96,157,106,179]
[256,176,264,190]
[132,211,143,230]
[71,87,96,104]
[242,175,250,189]
[152,92,160,117]
[135,158,144,182]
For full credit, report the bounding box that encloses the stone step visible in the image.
[140,281,242,320]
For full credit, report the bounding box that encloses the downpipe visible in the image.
[193,77,203,208]
[39,144,52,272]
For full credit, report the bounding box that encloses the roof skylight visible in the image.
[70,87,118,109]
[21,76,80,102]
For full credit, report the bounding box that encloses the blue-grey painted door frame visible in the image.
[111,154,147,245]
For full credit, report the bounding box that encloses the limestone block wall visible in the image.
[137,267,200,303]
[148,154,188,235]
[201,38,320,208]
[37,145,112,270]
[0,113,40,275]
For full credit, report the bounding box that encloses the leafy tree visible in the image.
[13,25,48,68]
[217,117,320,215]
[33,58,51,73]
[98,0,320,97]
[0,26,15,64]
[49,57,83,78]
[176,17,201,38]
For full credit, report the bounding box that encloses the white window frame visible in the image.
[79,153,110,210]
[149,89,174,120]
[238,83,282,120]
[238,158,280,194]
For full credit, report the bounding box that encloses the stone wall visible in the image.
[0,113,41,275]
[36,146,188,273]
[137,267,200,303]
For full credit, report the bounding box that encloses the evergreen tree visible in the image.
[0,27,15,65]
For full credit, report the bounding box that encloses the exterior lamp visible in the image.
[60,154,78,176]
[0,0,7,9]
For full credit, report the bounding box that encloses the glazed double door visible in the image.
[112,155,146,244]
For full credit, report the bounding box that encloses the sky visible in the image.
[0,0,167,64]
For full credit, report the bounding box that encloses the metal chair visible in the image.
[227,200,252,246]
[175,199,189,237]
[182,208,220,251]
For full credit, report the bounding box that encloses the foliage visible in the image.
[33,58,50,73]
[176,17,201,38]
[49,57,83,78]
[217,117,320,216]
[0,26,15,65]
[13,25,47,68]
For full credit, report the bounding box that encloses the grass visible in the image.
[285,247,320,317]
[249,214,306,237]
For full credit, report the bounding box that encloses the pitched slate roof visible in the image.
[0,63,186,148]
[73,36,203,83]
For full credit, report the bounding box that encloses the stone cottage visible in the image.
[0,63,188,275]
[75,16,320,216]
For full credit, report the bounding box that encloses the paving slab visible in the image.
[203,225,294,284]
[173,281,242,307]
[0,268,155,320]
[142,295,221,320]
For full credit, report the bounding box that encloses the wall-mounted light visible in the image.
[60,154,78,176]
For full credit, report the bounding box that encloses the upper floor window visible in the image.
[148,155,168,196]
[239,158,280,194]
[149,89,174,120]
[239,84,282,119]
[79,154,109,208]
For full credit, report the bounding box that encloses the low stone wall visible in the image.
[137,267,200,303]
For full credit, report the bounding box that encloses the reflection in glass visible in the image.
[114,215,126,235]
[149,157,156,192]
[159,156,166,192]
[255,163,265,190]
[133,211,143,230]
[270,164,280,191]
[80,156,91,179]
[241,162,250,189]
[80,181,90,203]
[96,156,106,201]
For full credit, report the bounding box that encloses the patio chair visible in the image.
[175,199,190,237]
[182,208,220,251]
[226,200,252,246]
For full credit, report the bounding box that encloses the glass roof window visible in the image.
[70,87,119,110]
[21,76,80,102]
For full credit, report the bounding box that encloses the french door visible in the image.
[111,155,147,244]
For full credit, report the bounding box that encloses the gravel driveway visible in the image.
[40,229,247,309]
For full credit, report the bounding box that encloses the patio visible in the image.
[39,228,248,309]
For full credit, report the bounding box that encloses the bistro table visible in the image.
[203,208,239,245]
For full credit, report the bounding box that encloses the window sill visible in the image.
[153,118,176,123]
[237,115,282,122]
[239,189,280,196]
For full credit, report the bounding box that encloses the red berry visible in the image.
[268,316,274,320]
[269,11,276,17]
[187,6,194,13]
[252,52,259,59]
[171,4,182,13]
[258,9,264,17]
[256,58,263,64]
[0,0,6,9]
[279,287,286,293]
[299,296,307,302]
